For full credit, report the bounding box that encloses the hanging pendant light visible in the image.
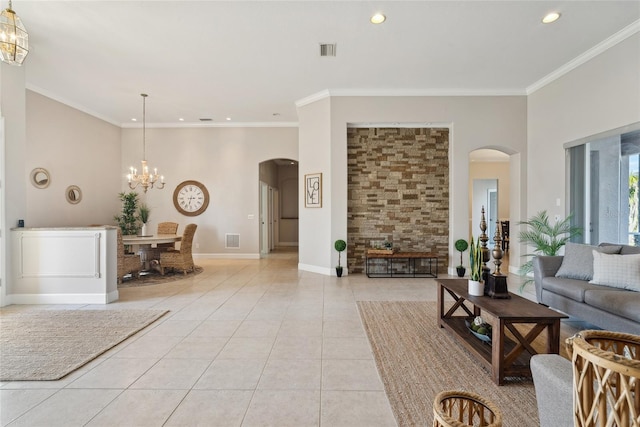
[0,0,28,66]
[127,94,165,193]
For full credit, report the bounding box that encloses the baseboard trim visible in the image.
[193,253,261,260]
[7,291,119,305]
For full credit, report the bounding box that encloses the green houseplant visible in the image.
[334,239,347,277]
[114,192,140,236]
[454,239,469,277]
[518,210,582,290]
[138,203,151,235]
[468,237,483,295]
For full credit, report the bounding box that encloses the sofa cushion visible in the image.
[584,289,640,322]
[590,252,640,291]
[620,245,640,255]
[541,276,605,302]
[555,243,622,281]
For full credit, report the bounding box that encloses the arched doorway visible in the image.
[469,148,511,270]
[258,159,299,256]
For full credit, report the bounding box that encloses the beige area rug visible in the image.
[0,309,168,381]
[118,265,203,288]
[357,301,574,427]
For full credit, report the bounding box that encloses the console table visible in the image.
[365,251,438,278]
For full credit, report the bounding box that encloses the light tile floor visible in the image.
[1,249,538,427]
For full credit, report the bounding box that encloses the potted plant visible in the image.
[138,203,151,236]
[468,237,483,296]
[114,192,140,236]
[334,239,347,277]
[454,239,468,277]
[518,210,582,291]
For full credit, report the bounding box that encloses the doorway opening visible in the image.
[469,149,511,268]
[258,159,299,257]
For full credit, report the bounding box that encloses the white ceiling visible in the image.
[14,1,640,126]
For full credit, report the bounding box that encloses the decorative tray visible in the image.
[464,319,492,343]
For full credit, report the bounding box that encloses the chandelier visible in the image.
[127,93,165,193]
[0,0,29,65]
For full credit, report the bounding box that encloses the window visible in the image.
[567,124,640,246]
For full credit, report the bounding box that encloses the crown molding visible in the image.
[527,19,640,95]
[121,121,299,129]
[295,89,332,108]
[295,88,525,108]
[26,84,121,127]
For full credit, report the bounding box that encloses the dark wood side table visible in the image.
[436,278,568,385]
[365,251,438,278]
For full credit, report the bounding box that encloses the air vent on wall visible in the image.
[225,233,240,249]
[319,43,337,57]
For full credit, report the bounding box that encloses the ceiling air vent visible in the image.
[319,43,337,57]
[199,118,213,122]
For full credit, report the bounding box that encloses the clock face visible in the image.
[173,180,210,216]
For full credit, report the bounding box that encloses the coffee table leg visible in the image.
[547,320,561,354]
[437,283,444,328]
[492,318,505,385]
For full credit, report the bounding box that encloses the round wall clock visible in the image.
[173,180,210,216]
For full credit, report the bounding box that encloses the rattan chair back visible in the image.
[433,390,503,427]
[568,330,640,427]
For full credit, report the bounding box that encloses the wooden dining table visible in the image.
[122,234,182,270]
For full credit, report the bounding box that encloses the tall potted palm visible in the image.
[114,192,140,236]
[518,210,582,290]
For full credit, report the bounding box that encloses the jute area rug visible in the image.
[0,309,168,381]
[357,301,574,427]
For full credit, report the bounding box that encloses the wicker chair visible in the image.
[156,222,179,251]
[568,330,640,427]
[117,228,142,283]
[159,223,197,275]
[433,390,503,427]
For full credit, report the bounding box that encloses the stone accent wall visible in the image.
[347,128,450,274]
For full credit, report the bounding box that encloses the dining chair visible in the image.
[156,222,179,251]
[117,228,142,283]
[159,224,197,275]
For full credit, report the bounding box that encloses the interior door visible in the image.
[487,188,498,244]
[272,189,279,250]
[260,182,269,256]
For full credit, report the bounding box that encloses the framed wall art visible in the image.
[304,173,322,208]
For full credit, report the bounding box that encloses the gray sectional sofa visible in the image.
[533,242,640,335]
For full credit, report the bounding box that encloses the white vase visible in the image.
[468,280,483,296]
[141,223,147,236]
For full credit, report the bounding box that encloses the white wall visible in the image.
[297,97,333,274]
[298,95,528,274]
[121,126,298,256]
[1,63,27,307]
[527,33,640,222]
[26,91,122,227]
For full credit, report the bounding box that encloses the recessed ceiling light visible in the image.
[178,118,184,121]
[371,13,386,24]
[226,117,231,121]
[131,118,137,122]
[542,12,561,24]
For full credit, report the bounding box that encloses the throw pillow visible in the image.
[590,251,640,291]
[555,242,622,281]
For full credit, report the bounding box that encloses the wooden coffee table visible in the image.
[436,278,568,385]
